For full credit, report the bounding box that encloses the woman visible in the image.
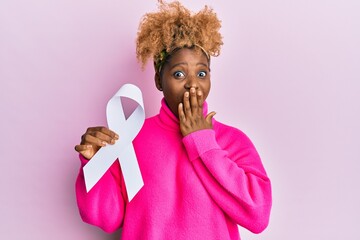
[75,1,272,239]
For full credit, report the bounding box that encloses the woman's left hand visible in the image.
[178,87,216,136]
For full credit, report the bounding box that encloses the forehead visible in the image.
[168,48,209,65]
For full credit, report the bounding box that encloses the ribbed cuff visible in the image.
[182,129,220,162]
[79,154,90,167]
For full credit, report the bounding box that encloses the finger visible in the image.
[178,103,186,122]
[205,111,216,125]
[183,91,192,117]
[197,89,204,113]
[190,87,198,114]
[75,145,94,160]
[74,144,92,152]
[83,134,107,147]
[89,131,116,145]
[87,126,119,140]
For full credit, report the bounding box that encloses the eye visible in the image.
[197,71,207,78]
[173,71,185,79]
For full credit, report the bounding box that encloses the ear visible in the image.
[155,72,162,91]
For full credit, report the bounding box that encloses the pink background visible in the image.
[1,0,359,239]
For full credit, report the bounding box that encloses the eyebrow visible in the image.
[170,62,209,70]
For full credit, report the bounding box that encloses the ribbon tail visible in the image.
[83,144,119,192]
[119,144,143,200]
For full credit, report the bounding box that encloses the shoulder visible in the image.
[213,119,263,165]
[134,114,160,140]
[213,119,255,149]
[138,114,158,132]
[144,114,158,126]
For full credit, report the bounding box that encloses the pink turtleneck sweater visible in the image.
[75,99,272,239]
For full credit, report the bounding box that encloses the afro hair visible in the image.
[136,0,223,70]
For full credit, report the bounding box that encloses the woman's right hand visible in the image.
[74,126,119,160]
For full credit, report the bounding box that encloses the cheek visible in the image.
[165,82,185,96]
[201,80,211,98]
[163,85,184,105]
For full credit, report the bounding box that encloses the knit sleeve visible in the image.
[75,154,127,233]
[182,128,272,233]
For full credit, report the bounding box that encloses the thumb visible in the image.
[205,111,216,124]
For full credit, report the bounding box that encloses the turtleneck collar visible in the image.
[157,98,209,131]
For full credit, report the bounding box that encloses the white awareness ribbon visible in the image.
[83,84,145,201]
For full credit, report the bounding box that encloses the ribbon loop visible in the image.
[83,84,145,201]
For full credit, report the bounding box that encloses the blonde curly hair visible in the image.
[136,0,223,72]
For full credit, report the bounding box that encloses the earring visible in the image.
[159,87,163,91]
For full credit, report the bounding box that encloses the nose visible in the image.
[184,75,198,90]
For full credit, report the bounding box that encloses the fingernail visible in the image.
[191,88,195,93]
[185,92,189,97]
[115,134,119,139]
[102,141,107,146]
[197,90,202,96]
[111,139,115,144]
